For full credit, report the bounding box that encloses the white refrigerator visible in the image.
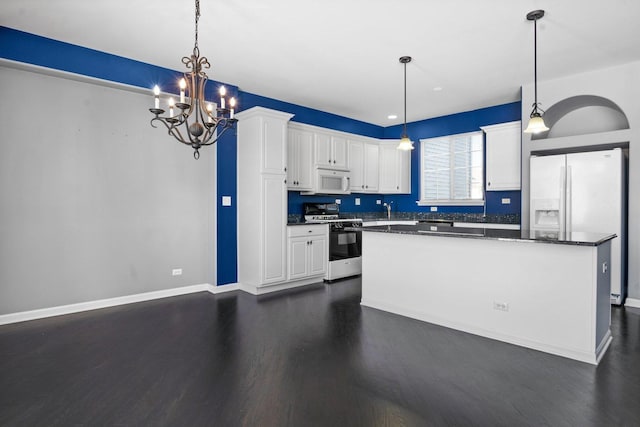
[530,148,626,304]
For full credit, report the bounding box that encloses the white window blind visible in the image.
[420,131,484,205]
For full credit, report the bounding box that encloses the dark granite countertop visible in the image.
[288,212,520,225]
[359,223,615,246]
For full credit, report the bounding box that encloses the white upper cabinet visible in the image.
[315,132,348,170]
[364,142,380,192]
[331,135,348,169]
[482,121,521,191]
[286,121,412,195]
[379,141,411,194]
[348,139,379,193]
[287,127,314,191]
[261,114,289,175]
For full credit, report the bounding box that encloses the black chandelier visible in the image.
[149,0,237,159]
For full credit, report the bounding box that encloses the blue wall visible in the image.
[239,91,384,138]
[1,26,522,287]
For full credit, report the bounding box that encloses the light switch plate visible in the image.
[222,196,232,206]
[376,200,382,205]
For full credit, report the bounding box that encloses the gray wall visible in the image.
[520,61,640,304]
[0,66,216,315]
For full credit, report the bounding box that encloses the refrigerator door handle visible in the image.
[566,165,572,233]
[559,165,566,234]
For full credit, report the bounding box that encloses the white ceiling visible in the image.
[3,0,640,126]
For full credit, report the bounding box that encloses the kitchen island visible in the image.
[360,224,615,364]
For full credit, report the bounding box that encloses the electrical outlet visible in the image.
[172,268,182,276]
[430,206,438,212]
[493,301,509,312]
[355,198,361,206]
[376,200,382,205]
[501,198,511,205]
[222,196,232,206]
[335,199,341,204]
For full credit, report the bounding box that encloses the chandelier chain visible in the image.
[194,0,200,49]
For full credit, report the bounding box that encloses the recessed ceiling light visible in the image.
[433,87,443,92]
[387,114,398,120]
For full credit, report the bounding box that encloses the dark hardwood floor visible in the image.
[1,278,640,426]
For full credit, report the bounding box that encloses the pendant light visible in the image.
[397,56,415,150]
[523,10,549,134]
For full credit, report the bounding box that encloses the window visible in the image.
[419,131,484,205]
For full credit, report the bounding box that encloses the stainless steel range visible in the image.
[303,203,362,281]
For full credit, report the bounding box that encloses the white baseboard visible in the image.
[212,283,240,294]
[239,277,324,295]
[625,297,640,309]
[0,283,240,326]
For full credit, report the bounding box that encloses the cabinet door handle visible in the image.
[361,185,364,189]
[284,167,287,172]
[333,160,336,164]
[488,182,491,186]
[284,179,287,184]
[328,158,331,163]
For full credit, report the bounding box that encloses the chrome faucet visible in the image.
[383,202,392,220]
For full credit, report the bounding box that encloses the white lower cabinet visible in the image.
[287,224,328,281]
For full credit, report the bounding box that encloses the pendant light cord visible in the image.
[533,14,538,108]
[403,60,407,136]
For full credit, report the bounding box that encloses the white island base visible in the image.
[361,230,613,365]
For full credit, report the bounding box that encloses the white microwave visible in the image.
[301,168,351,195]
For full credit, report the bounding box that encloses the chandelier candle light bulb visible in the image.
[229,97,236,119]
[207,103,213,123]
[168,98,175,117]
[179,78,186,104]
[153,85,160,109]
[219,86,226,109]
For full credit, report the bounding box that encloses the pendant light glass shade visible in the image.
[397,135,414,151]
[397,56,414,150]
[523,112,549,134]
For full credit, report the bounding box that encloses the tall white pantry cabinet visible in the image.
[236,107,294,292]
